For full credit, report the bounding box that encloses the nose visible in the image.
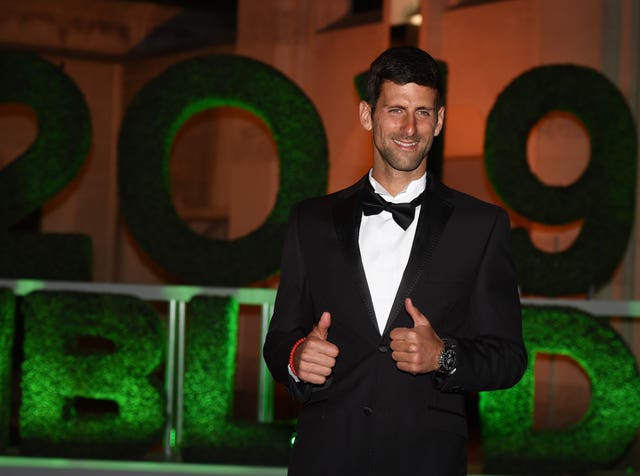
[401,114,416,136]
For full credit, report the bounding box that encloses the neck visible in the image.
[371,167,426,197]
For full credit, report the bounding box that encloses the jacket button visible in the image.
[363,407,373,416]
[378,345,387,353]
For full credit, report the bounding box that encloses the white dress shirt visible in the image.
[359,170,425,334]
[289,171,426,380]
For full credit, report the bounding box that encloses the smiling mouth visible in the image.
[393,139,419,148]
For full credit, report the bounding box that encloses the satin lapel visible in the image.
[332,177,382,342]
[382,186,454,335]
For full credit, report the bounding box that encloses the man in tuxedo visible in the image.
[263,46,527,476]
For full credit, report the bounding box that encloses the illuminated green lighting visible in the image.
[625,302,640,315]
[480,305,640,473]
[161,285,204,303]
[0,288,15,450]
[289,432,296,448]
[171,429,177,448]
[20,291,165,458]
[180,296,292,464]
[14,278,45,295]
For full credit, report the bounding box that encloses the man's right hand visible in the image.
[294,312,339,384]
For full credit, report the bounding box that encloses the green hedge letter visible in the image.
[0,288,15,451]
[20,291,165,458]
[484,65,636,296]
[480,306,640,473]
[118,54,328,286]
[181,296,292,464]
[0,50,92,280]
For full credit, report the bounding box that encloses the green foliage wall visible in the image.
[181,296,292,464]
[20,291,165,458]
[480,306,640,473]
[485,64,637,296]
[118,54,328,286]
[0,289,15,451]
[0,50,92,280]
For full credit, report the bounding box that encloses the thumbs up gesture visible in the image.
[389,298,444,375]
[294,312,340,384]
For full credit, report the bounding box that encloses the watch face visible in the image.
[440,349,456,372]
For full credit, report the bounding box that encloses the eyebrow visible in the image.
[384,104,435,111]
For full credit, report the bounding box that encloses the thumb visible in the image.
[314,311,331,340]
[405,298,430,328]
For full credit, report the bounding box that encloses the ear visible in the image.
[359,101,373,131]
[434,106,445,137]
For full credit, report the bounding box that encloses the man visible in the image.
[263,46,527,476]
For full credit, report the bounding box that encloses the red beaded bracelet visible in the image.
[289,337,307,377]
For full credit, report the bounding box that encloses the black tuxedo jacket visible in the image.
[263,174,527,476]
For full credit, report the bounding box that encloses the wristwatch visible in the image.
[438,338,457,374]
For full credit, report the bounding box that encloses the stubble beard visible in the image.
[376,138,430,173]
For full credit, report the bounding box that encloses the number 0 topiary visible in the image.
[118,54,328,286]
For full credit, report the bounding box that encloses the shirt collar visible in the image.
[367,169,427,204]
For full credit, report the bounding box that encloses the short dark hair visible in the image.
[365,46,443,111]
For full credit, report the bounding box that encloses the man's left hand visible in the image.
[389,298,444,375]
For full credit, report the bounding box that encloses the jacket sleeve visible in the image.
[262,204,317,400]
[436,209,527,393]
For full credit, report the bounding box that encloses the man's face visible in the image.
[360,81,444,177]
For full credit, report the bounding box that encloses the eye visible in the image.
[417,109,432,117]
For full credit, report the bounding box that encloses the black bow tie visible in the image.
[362,185,424,230]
